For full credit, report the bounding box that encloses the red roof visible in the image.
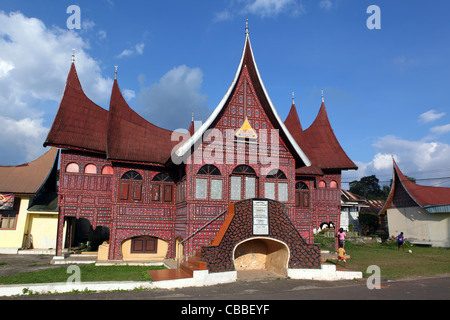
[44,63,108,153]
[393,159,450,207]
[285,102,357,173]
[107,80,186,165]
[284,103,323,175]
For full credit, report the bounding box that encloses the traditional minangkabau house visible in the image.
[380,159,450,247]
[44,26,357,271]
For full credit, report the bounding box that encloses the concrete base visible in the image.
[288,264,363,281]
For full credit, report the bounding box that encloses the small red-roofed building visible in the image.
[380,159,450,247]
[0,148,59,253]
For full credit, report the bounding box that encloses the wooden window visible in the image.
[119,171,142,202]
[318,180,326,188]
[265,169,288,202]
[196,165,223,200]
[151,185,160,202]
[120,183,130,200]
[0,198,20,229]
[330,180,338,188]
[131,236,157,254]
[151,172,174,203]
[231,165,257,201]
[295,181,310,208]
[164,185,173,202]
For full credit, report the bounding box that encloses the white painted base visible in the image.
[288,264,362,281]
[0,270,237,297]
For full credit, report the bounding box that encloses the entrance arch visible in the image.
[233,237,289,276]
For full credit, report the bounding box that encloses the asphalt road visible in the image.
[1,254,448,309]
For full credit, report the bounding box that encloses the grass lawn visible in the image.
[0,265,165,285]
[316,236,450,280]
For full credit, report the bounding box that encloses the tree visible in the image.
[358,212,380,235]
[349,175,383,200]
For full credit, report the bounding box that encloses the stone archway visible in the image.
[233,237,289,276]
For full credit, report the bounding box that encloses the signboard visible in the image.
[253,200,269,235]
[0,194,15,210]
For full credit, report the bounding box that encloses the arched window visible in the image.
[84,164,97,174]
[330,180,338,189]
[102,165,114,175]
[119,171,142,202]
[152,173,173,182]
[318,180,326,188]
[230,165,257,201]
[295,181,310,208]
[198,165,221,176]
[66,163,79,173]
[265,169,288,201]
[151,172,173,203]
[195,165,223,200]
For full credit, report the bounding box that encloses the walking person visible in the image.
[337,228,346,248]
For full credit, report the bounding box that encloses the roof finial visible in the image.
[71,48,75,63]
[114,66,118,80]
[292,91,295,105]
[321,89,324,103]
[245,19,249,36]
[192,111,194,122]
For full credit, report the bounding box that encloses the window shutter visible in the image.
[120,183,130,200]
[133,184,142,201]
[164,185,173,202]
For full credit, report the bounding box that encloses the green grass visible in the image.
[316,236,450,280]
[0,265,165,285]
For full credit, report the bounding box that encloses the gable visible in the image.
[174,33,310,169]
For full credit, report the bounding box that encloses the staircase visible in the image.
[148,250,207,282]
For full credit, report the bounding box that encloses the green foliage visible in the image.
[358,212,380,235]
[349,175,390,200]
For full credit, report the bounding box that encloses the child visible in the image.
[396,232,405,251]
[337,228,346,248]
[337,246,347,267]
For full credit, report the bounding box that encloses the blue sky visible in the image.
[1,0,450,188]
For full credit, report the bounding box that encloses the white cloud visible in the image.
[117,42,145,58]
[0,11,112,164]
[430,124,450,136]
[419,109,446,123]
[123,89,136,101]
[137,65,210,131]
[213,0,304,22]
[243,0,301,17]
[343,134,450,188]
[319,0,333,11]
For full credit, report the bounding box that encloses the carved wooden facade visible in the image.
[45,30,357,263]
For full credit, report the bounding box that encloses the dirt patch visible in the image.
[0,254,60,276]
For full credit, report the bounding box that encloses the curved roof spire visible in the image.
[174,22,311,168]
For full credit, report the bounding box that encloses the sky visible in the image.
[1,0,450,188]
